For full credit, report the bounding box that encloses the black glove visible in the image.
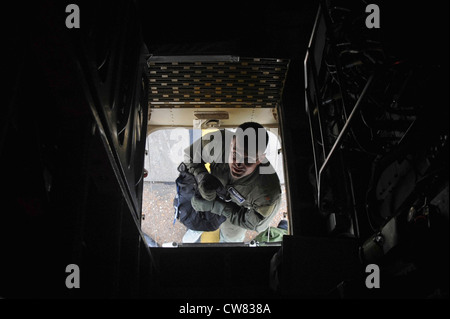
[196,173,223,201]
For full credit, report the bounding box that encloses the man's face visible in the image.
[228,137,265,179]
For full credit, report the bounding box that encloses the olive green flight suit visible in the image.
[184,129,281,242]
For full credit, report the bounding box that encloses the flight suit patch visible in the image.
[228,187,245,204]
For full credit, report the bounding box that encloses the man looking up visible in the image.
[183,122,282,242]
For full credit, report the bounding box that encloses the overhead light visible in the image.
[194,111,229,120]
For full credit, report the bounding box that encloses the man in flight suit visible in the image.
[183,122,281,242]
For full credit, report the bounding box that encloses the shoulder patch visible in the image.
[228,187,246,204]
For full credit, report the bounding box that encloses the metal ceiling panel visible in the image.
[147,56,289,108]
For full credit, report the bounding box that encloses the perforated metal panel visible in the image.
[147,56,289,108]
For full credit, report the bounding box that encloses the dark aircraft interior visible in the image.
[0,0,448,303]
